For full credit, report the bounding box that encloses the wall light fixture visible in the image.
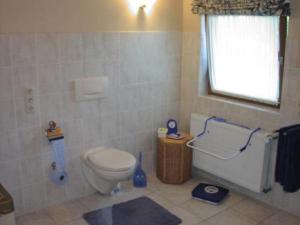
[128,0,157,15]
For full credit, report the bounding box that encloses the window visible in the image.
[206,15,287,106]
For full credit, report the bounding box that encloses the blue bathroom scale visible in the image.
[192,183,229,205]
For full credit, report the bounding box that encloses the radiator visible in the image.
[190,113,273,193]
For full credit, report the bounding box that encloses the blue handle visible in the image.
[196,116,216,137]
[195,116,261,154]
[240,128,261,152]
[139,152,143,166]
[214,117,250,130]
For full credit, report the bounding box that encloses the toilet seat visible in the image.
[87,148,136,172]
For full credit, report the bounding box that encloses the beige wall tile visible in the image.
[12,65,38,99]
[0,130,20,161]
[36,33,60,65]
[20,155,45,187]
[15,97,40,129]
[45,180,67,206]
[61,119,84,149]
[82,117,103,148]
[11,34,36,66]
[59,34,82,63]
[38,63,63,95]
[17,127,44,159]
[0,159,21,190]
[0,35,11,67]
[101,112,121,140]
[61,62,84,92]
[1,31,181,215]
[0,66,13,101]
[0,99,16,131]
[119,110,138,133]
[21,182,47,213]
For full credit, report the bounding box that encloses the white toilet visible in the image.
[81,147,136,194]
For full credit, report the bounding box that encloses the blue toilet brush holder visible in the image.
[133,152,147,188]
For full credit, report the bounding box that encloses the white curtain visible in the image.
[207,15,281,105]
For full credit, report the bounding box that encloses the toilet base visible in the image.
[82,161,119,194]
[111,183,121,195]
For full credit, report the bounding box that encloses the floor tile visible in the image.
[16,175,300,225]
[144,192,175,209]
[56,218,89,225]
[207,209,257,225]
[155,185,193,205]
[179,192,244,220]
[16,211,55,225]
[79,193,116,211]
[120,180,152,198]
[79,185,151,212]
[231,198,277,223]
[196,221,214,225]
[170,206,203,225]
[45,199,88,224]
[148,176,204,205]
[261,211,300,225]
[146,175,171,192]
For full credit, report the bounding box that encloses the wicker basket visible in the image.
[157,135,193,184]
[0,184,14,215]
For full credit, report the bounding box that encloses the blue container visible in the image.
[133,152,147,188]
[192,183,229,205]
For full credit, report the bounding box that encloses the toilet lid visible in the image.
[87,148,136,172]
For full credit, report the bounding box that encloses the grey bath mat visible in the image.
[83,196,182,225]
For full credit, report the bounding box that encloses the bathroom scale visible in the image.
[192,183,229,205]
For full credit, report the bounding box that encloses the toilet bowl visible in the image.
[81,147,136,194]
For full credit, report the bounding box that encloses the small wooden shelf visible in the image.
[156,134,193,184]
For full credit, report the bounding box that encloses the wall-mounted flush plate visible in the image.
[26,88,35,114]
[74,77,108,102]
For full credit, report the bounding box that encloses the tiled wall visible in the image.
[0,31,181,215]
[179,6,300,217]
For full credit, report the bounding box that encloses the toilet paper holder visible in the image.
[45,120,68,185]
[51,162,67,182]
[45,121,64,142]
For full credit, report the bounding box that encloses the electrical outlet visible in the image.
[26,88,35,114]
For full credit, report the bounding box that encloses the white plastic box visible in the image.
[0,212,16,225]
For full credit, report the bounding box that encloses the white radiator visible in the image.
[190,113,273,193]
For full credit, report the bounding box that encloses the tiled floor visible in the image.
[16,176,300,225]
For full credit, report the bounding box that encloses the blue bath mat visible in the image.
[83,196,182,225]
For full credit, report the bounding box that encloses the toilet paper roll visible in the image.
[49,138,68,185]
[50,164,68,185]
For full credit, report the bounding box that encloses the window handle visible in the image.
[279,56,284,65]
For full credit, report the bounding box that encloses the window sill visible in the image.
[199,94,281,114]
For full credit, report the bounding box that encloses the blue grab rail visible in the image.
[240,127,261,152]
[196,116,216,137]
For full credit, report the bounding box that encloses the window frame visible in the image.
[206,15,287,108]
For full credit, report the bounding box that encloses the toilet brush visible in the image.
[133,152,147,188]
